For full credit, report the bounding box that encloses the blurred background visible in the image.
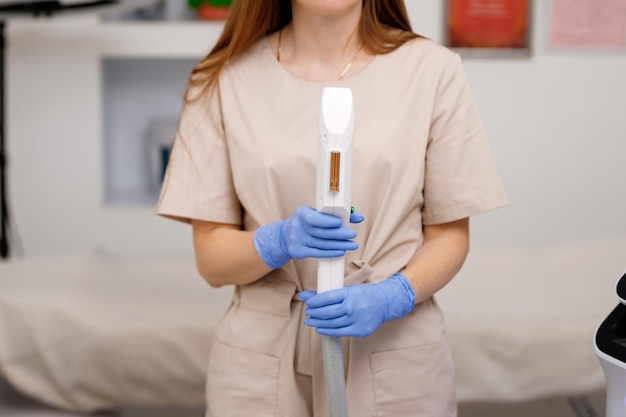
[0,0,624,416]
[3,0,623,257]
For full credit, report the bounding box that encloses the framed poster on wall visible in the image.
[549,0,626,49]
[445,0,532,58]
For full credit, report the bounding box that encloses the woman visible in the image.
[157,0,508,416]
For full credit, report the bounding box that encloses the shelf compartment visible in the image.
[102,57,198,206]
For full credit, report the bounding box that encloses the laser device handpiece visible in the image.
[316,87,354,417]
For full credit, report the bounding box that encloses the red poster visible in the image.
[447,0,531,50]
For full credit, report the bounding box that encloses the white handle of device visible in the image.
[316,86,354,417]
[316,87,355,294]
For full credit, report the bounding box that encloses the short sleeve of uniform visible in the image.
[156,83,241,225]
[422,53,508,225]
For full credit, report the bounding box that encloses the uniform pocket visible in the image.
[370,341,456,417]
[206,340,280,417]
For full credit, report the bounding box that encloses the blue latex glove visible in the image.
[299,273,416,338]
[253,206,364,269]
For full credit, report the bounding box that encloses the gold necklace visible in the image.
[276,29,364,82]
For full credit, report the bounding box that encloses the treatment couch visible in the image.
[0,236,624,412]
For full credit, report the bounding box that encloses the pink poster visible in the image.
[550,0,626,48]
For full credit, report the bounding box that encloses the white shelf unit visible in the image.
[7,16,225,254]
[99,20,223,205]
[100,21,224,58]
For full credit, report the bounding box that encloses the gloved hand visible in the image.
[253,206,364,269]
[299,273,416,338]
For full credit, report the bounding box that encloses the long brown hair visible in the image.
[187,0,419,101]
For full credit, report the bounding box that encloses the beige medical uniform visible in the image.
[157,37,508,417]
